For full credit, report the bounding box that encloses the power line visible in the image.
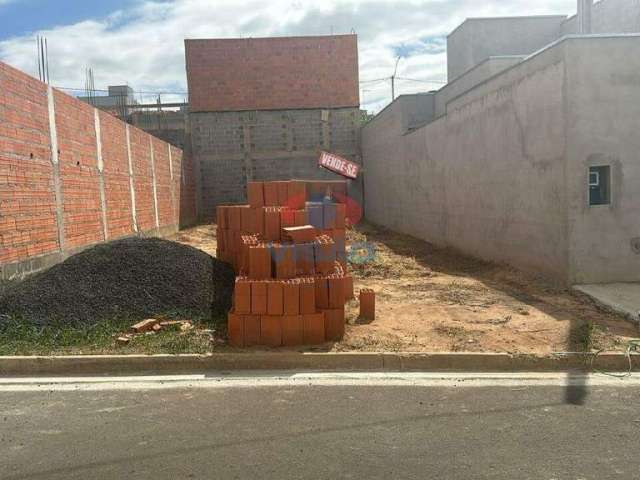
[54,85,189,95]
[395,76,446,84]
[359,77,388,84]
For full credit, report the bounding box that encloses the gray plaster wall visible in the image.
[363,40,570,282]
[190,107,361,218]
[435,56,525,118]
[564,36,640,283]
[561,0,640,35]
[447,16,566,81]
[363,34,640,284]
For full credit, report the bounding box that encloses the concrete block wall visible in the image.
[0,61,197,280]
[191,107,361,219]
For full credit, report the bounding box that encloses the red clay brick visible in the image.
[228,206,242,230]
[300,278,316,314]
[359,288,375,320]
[260,316,282,347]
[240,206,253,232]
[276,181,289,206]
[253,207,265,236]
[251,281,268,315]
[283,279,300,315]
[303,313,325,345]
[295,243,315,275]
[247,181,264,208]
[249,245,271,279]
[264,207,281,241]
[283,225,317,244]
[244,315,261,346]
[282,315,303,346]
[280,208,295,228]
[264,183,279,207]
[267,281,284,315]
[315,276,329,309]
[227,312,244,347]
[234,277,251,314]
[293,209,308,227]
[323,308,345,341]
[328,275,345,308]
[287,181,306,210]
[274,244,296,279]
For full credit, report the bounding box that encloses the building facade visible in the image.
[362,0,640,285]
[185,35,361,219]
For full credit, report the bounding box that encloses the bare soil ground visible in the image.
[173,223,639,353]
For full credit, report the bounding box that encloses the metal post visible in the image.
[391,56,401,101]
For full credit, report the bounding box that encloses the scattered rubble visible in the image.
[115,319,196,347]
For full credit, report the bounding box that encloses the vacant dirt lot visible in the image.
[173,223,639,353]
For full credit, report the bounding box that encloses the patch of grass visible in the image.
[0,316,131,355]
[570,320,598,352]
[0,310,225,356]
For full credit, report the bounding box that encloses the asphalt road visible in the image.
[1,373,639,479]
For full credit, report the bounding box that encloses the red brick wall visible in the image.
[54,89,104,249]
[171,145,196,227]
[185,35,360,112]
[152,137,173,227]
[0,62,59,264]
[0,61,197,275]
[99,110,133,239]
[129,126,156,232]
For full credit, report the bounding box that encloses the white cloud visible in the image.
[0,0,577,112]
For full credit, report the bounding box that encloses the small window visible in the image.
[589,166,610,206]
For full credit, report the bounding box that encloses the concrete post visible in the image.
[578,0,593,34]
[47,86,66,255]
[149,137,160,232]
[125,125,139,233]
[168,144,177,227]
[93,109,109,241]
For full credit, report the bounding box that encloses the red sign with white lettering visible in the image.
[318,151,360,179]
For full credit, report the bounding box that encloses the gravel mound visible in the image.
[0,237,235,327]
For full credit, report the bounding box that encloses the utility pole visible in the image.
[391,55,401,101]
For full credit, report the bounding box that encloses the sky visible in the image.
[0,0,578,112]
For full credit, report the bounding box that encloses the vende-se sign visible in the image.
[318,151,360,179]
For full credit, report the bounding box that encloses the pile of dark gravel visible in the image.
[0,237,235,328]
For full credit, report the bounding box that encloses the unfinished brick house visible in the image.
[184,34,361,219]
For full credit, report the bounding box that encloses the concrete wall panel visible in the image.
[565,36,640,283]
[363,42,570,282]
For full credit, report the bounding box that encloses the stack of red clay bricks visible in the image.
[218,180,354,347]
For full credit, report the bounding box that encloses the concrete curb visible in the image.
[0,352,637,376]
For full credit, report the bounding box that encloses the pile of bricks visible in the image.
[218,180,354,347]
